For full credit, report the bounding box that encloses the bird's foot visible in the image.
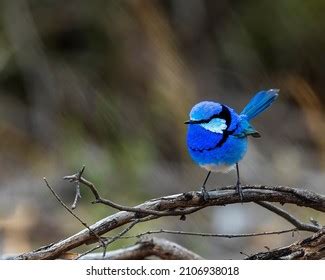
[236,181,244,202]
[200,186,210,201]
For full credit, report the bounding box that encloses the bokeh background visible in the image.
[0,0,324,259]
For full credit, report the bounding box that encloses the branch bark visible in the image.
[14,183,325,260]
[247,228,325,260]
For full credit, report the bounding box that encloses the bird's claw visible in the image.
[201,187,210,201]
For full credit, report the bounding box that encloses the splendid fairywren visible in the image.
[185,89,279,200]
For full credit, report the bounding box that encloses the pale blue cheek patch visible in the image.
[200,118,227,133]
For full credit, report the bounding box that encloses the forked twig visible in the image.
[64,166,205,217]
[43,178,107,257]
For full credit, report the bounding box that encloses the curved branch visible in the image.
[79,237,203,260]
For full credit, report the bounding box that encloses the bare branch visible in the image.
[247,228,325,260]
[79,237,203,260]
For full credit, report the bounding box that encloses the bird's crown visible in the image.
[189,101,222,121]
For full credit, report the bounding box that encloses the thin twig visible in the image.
[43,178,107,256]
[255,201,321,232]
[76,219,140,260]
[115,228,299,239]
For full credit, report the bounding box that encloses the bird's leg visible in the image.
[200,171,211,201]
[236,163,243,201]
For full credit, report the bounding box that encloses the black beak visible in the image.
[184,120,191,124]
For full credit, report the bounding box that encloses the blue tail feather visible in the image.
[241,89,279,120]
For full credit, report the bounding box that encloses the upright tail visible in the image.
[240,89,279,120]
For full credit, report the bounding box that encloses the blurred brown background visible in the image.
[0,0,324,259]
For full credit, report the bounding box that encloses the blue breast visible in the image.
[187,125,223,152]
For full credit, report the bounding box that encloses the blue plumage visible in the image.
[185,89,279,199]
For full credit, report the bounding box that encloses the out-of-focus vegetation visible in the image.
[0,0,324,258]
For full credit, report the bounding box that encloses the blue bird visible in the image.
[185,89,279,200]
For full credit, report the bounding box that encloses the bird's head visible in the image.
[184,101,222,124]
